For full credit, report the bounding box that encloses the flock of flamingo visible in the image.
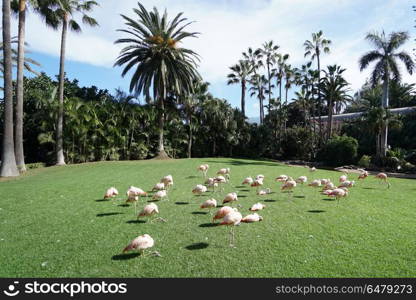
[102,164,391,256]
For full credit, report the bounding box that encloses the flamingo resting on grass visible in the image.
[241,213,263,223]
[137,203,164,222]
[122,234,154,256]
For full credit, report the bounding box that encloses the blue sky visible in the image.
[13,0,415,118]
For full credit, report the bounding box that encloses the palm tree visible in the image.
[294,89,310,126]
[1,0,19,177]
[249,74,267,123]
[363,107,402,157]
[304,30,331,140]
[319,64,352,139]
[359,31,414,157]
[114,3,201,159]
[260,40,279,113]
[242,47,264,123]
[47,0,99,165]
[283,64,295,104]
[227,59,252,117]
[273,53,289,108]
[182,81,211,158]
[10,0,52,172]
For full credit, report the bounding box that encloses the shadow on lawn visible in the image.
[294,196,305,198]
[186,176,199,179]
[362,187,375,190]
[307,210,326,213]
[126,220,146,224]
[96,212,123,217]
[95,199,109,202]
[112,253,140,260]
[199,223,219,228]
[204,159,279,167]
[264,199,277,202]
[321,198,335,202]
[185,242,209,250]
[175,202,189,205]
[118,204,129,207]
[192,211,207,215]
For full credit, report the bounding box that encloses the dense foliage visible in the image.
[1,70,415,171]
[318,135,358,167]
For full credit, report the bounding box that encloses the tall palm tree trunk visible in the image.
[187,115,192,158]
[267,65,271,114]
[327,98,334,140]
[317,53,322,145]
[259,90,264,124]
[380,76,389,157]
[241,80,246,117]
[156,85,169,159]
[284,86,289,131]
[278,75,282,108]
[56,16,68,166]
[1,0,19,177]
[15,0,26,172]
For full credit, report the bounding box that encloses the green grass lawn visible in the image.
[1,158,415,278]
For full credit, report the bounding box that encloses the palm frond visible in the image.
[395,51,415,75]
[359,50,383,71]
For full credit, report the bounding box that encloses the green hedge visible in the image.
[318,135,358,167]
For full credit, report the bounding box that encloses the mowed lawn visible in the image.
[1,158,415,278]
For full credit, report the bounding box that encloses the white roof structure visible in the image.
[314,106,416,122]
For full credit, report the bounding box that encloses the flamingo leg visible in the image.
[229,227,234,247]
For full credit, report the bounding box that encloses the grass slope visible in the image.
[0,158,415,278]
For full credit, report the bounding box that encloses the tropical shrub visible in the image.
[318,135,358,166]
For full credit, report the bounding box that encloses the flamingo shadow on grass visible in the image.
[185,242,209,250]
[307,210,326,213]
[96,212,123,217]
[362,187,375,190]
[321,198,335,202]
[186,176,199,179]
[175,202,189,205]
[126,220,146,224]
[118,204,129,207]
[192,211,207,215]
[264,199,277,202]
[95,199,109,202]
[112,253,140,260]
[238,195,248,198]
[239,189,250,192]
[204,159,278,167]
[199,223,219,228]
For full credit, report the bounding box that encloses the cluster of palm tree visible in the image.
[1,0,98,177]
[227,31,352,150]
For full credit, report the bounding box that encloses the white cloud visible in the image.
[13,0,415,112]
